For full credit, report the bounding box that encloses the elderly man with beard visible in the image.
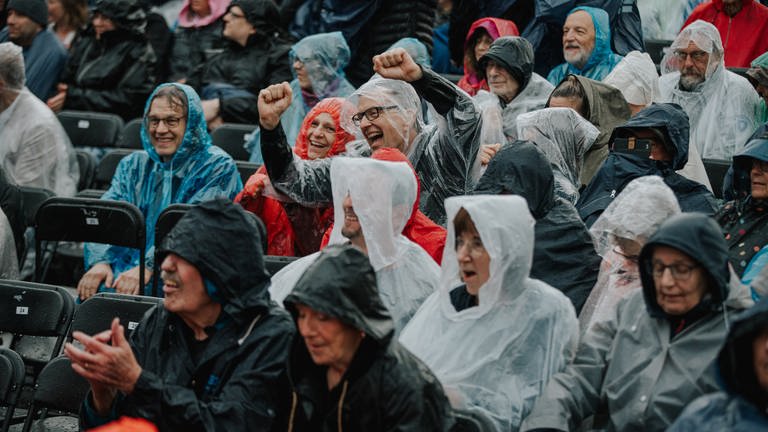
[659,20,760,160]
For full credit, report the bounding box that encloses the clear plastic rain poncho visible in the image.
[0,208,18,279]
[0,43,78,196]
[84,83,242,288]
[516,107,599,204]
[400,195,578,431]
[603,51,660,107]
[579,176,681,332]
[659,20,760,160]
[270,157,439,332]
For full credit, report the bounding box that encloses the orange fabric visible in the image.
[89,417,158,432]
[457,17,519,96]
[235,97,353,256]
[319,148,446,264]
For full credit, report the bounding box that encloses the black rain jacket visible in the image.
[282,244,454,431]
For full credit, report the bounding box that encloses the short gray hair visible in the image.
[0,43,25,91]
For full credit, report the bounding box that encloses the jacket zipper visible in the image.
[337,380,349,432]
[287,391,298,432]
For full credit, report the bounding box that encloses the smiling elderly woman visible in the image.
[282,243,454,431]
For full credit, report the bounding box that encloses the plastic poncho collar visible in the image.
[92,0,147,35]
[284,243,394,344]
[604,51,660,107]
[474,141,555,219]
[638,212,731,317]
[516,107,599,200]
[292,97,353,160]
[478,36,534,90]
[177,0,229,28]
[289,32,353,103]
[157,198,272,325]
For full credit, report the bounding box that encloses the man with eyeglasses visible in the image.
[77,83,242,302]
[259,48,481,224]
[659,20,760,160]
[522,212,748,432]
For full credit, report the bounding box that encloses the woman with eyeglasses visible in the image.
[579,176,681,333]
[521,212,746,432]
[716,136,768,283]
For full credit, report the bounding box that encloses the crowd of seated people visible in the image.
[3,0,768,430]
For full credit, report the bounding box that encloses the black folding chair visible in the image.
[644,38,673,65]
[118,118,144,149]
[703,158,731,199]
[70,292,161,340]
[0,348,24,432]
[57,110,124,148]
[211,123,257,161]
[235,161,261,185]
[74,150,97,192]
[34,197,146,293]
[91,148,137,191]
[20,356,89,432]
[18,187,55,269]
[151,204,192,297]
[265,256,298,275]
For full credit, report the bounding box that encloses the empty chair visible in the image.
[76,149,137,198]
[57,111,124,148]
[235,161,261,186]
[118,118,144,150]
[71,293,161,339]
[74,150,97,192]
[20,356,89,432]
[34,197,146,293]
[211,123,257,161]
[0,347,24,432]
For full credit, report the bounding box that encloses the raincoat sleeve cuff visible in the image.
[81,390,119,428]
[410,67,458,115]
[261,125,293,183]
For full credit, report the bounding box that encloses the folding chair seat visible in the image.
[75,150,97,192]
[20,356,89,432]
[235,161,261,185]
[211,123,257,161]
[34,197,146,293]
[0,348,24,432]
[702,158,731,199]
[57,111,124,148]
[117,118,144,149]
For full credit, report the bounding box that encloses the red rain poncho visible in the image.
[457,17,519,96]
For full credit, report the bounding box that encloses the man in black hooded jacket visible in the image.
[66,198,294,431]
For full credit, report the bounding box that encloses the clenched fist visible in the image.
[373,48,423,82]
[258,82,293,131]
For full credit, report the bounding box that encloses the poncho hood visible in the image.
[478,36,534,90]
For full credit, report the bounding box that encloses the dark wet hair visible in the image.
[150,85,188,118]
[465,28,490,74]
[453,207,479,237]
[548,75,590,118]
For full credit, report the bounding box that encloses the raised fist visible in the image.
[258,82,293,131]
[373,48,423,82]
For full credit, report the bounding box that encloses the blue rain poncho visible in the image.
[245,31,355,163]
[547,6,623,86]
[84,83,242,289]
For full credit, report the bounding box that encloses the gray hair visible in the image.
[0,43,25,92]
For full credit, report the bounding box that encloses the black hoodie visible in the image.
[283,244,454,431]
[474,141,600,313]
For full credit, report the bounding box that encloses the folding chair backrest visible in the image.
[72,293,160,338]
[265,256,298,275]
[644,39,673,65]
[75,150,97,192]
[703,158,731,199]
[151,204,192,297]
[211,123,257,161]
[21,356,89,432]
[93,149,136,190]
[19,187,55,228]
[118,118,144,149]
[235,161,261,185]
[34,197,146,291]
[0,280,75,366]
[0,347,24,432]
[57,111,124,148]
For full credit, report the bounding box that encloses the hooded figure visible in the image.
[579,176,682,332]
[84,83,242,294]
[522,213,741,432]
[237,98,354,257]
[547,6,623,86]
[282,243,455,431]
[547,74,631,185]
[474,142,600,312]
[659,20,760,160]
[55,0,157,120]
[577,103,718,228]
[270,157,439,332]
[78,198,295,431]
[474,36,554,141]
[668,296,768,431]
[169,0,229,86]
[516,107,600,204]
[199,0,293,124]
[400,195,578,431]
[457,17,519,96]
[716,137,768,277]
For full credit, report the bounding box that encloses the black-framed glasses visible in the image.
[649,262,699,281]
[146,116,183,129]
[752,159,768,173]
[351,105,399,126]
[673,50,708,62]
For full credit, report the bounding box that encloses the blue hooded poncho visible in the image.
[84,83,243,292]
[547,6,623,86]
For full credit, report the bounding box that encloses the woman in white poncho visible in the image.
[579,176,681,333]
[399,195,578,431]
